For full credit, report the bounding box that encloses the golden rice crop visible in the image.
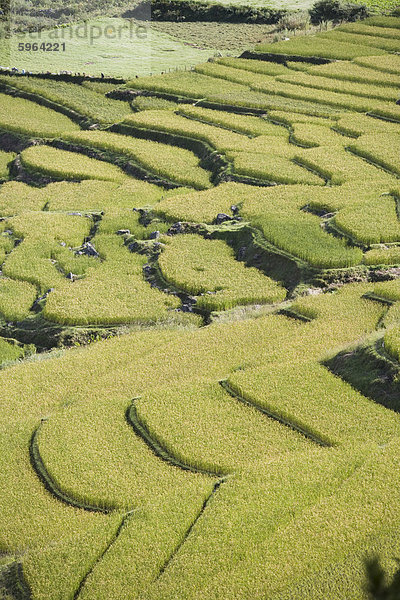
[354,53,400,74]
[177,105,287,138]
[2,212,91,292]
[158,234,286,311]
[62,130,212,190]
[0,76,131,124]
[0,92,80,138]
[306,60,400,87]
[319,29,400,52]
[0,277,37,321]
[277,70,399,102]
[348,133,400,177]
[255,35,387,59]
[20,145,127,183]
[43,234,180,326]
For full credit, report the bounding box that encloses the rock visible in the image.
[60,242,66,247]
[149,230,160,240]
[231,204,239,215]
[215,213,233,225]
[67,212,82,217]
[117,229,130,235]
[128,241,141,253]
[167,222,185,235]
[66,272,77,281]
[237,246,247,261]
[78,242,99,257]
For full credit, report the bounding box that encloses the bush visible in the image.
[310,0,370,24]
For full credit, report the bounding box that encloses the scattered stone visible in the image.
[215,213,234,225]
[237,246,247,260]
[60,242,66,247]
[149,230,160,240]
[66,272,77,281]
[117,229,130,235]
[77,242,99,257]
[231,205,239,214]
[128,241,141,253]
[167,222,185,235]
[67,212,82,217]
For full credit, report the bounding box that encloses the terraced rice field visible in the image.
[1,14,400,600]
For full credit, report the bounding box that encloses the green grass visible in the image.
[158,234,286,311]
[0,18,222,78]
[62,129,212,189]
[0,337,25,364]
[20,145,128,183]
[0,151,15,180]
[0,92,80,138]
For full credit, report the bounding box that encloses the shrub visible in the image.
[309,0,370,25]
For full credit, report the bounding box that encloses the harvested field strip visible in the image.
[155,478,226,582]
[30,422,111,513]
[126,402,221,477]
[73,511,135,600]
[220,380,330,447]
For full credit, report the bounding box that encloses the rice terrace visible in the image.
[1,0,400,597]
